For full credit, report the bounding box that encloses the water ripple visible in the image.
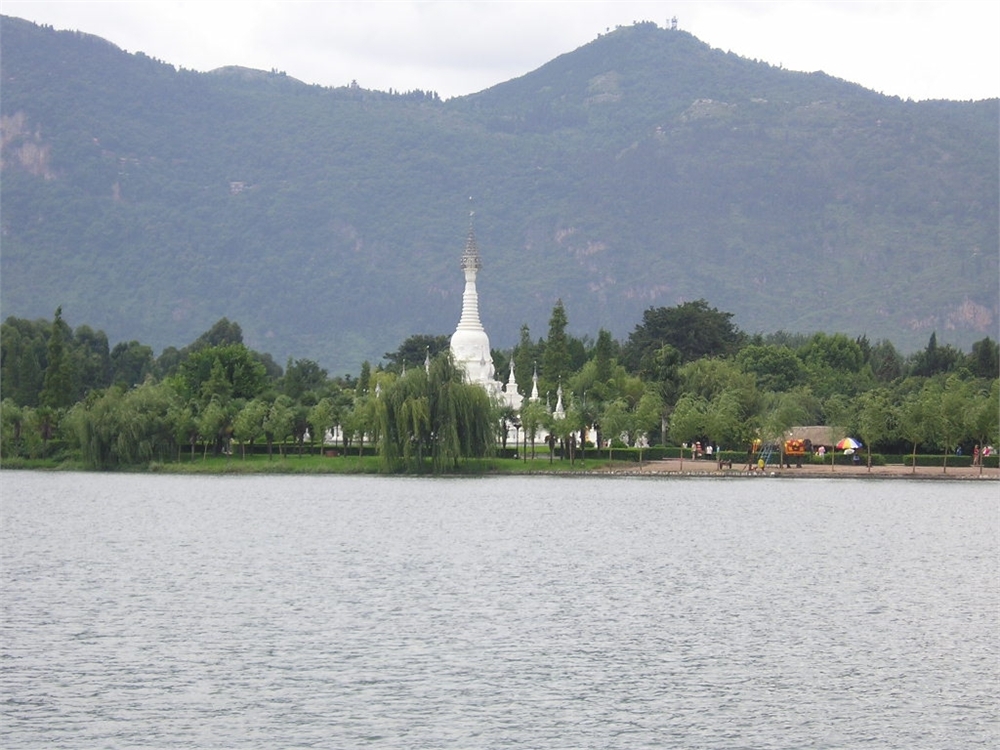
[2,473,997,748]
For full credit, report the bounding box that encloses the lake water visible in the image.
[1,472,997,748]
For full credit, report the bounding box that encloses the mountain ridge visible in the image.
[1,16,996,372]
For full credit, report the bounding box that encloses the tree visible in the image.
[592,328,618,384]
[600,398,630,466]
[855,388,897,470]
[969,379,999,475]
[263,395,295,458]
[73,325,111,398]
[64,381,178,468]
[512,324,538,400]
[1,317,49,407]
[634,343,681,445]
[519,399,549,460]
[868,339,904,383]
[898,387,937,474]
[909,332,962,378]
[383,334,449,372]
[64,387,124,470]
[632,388,664,465]
[308,397,336,455]
[800,332,870,398]
[166,399,199,461]
[344,391,376,458]
[113,381,178,465]
[188,318,243,351]
[936,376,970,472]
[356,361,372,396]
[425,353,494,472]
[233,398,268,459]
[375,368,430,471]
[550,390,593,465]
[704,388,750,466]
[373,353,495,473]
[178,344,268,404]
[737,344,805,392]
[39,307,76,409]
[0,399,25,458]
[679,357,743,400]
[110,340,155,387]
[282,358,329,401]
[968,337,1000,380]
[623,300,743,369]
[823,393,853,471]
[197,396,233,458]
[669,393,708,468]
[541,299,570,393]
[758,390,811,467]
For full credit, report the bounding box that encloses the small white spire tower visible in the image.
[450,205,500,394]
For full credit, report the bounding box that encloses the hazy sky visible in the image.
[4,1,999,101]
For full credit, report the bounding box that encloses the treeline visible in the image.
[1,300,997,471]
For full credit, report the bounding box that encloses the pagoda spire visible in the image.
[456,207,484,333]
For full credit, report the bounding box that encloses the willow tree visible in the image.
[375,368,430,472]
[427,354,495,472]
[375,353,495,473]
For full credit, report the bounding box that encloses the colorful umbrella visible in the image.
[836,437,861,451]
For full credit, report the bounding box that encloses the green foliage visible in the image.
[110,340,154,387]
[383,334,450,372]
[177,344,268,403]
[263,395,295,458]
[1,316,47,406]
[737,344,805,392]
[897,386,938,471]
[73,325,111,398]
[374,352,496,472]
[799,333,873,398]
[968,337,1000,379]
[969,380,1000,458]
[64,380,179,468]
[39,307,76,409]
[854,388,898,459]
[868,339,904,383]
[624,300,744,370]
[541,299,571,393]
[2,297,998,474]
[233,398,268,458]
[282,358,329,401]
[668,394,707,457]
[908,332,966,378]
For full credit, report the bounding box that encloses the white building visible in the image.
[449,216,522,411]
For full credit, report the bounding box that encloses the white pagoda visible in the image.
[449,215,522,411]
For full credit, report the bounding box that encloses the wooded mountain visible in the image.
[2,16,997,373]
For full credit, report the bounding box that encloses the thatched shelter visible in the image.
[785,426,838,450]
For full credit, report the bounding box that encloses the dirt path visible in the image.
[608,457,1000,480]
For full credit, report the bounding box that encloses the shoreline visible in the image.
[2,456,997,480]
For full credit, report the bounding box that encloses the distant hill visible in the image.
[1,16,996,372]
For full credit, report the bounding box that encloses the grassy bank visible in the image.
[0,452,607,475]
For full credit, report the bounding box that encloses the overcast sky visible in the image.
[4,1,998,101]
